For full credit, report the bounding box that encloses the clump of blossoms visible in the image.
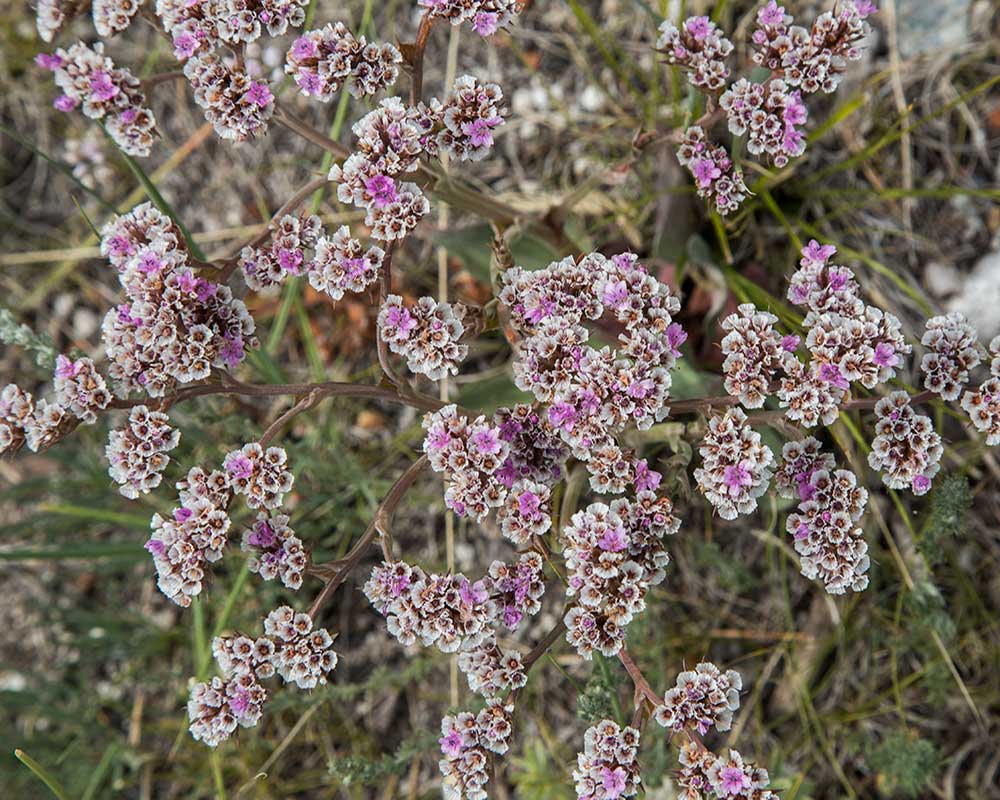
[52,354,112,423]
[422,404,508,521]
[654,661,742,735]
[188,606,337,746]
[694,407,775,520]
[239,212,323,291]
[419,0,521,37]
[676,126,749,217]
[38,42,156,157]
[92,0,144,38]
[184,55,275,142]
[655,15,733,91]
[572,720,642,800]
[868,392,942,495]
[285,22,401,101]
[241,512,308,590]
[719,304,783,408]
[676,742,778,800]
[306,225,385,301]
[658,2,877,214]
[99,202,257,397]
[106,405,181,498]
[155,0,308,60]
[146,466,232,607]
[378,295,469,380]
[920,312,981,401]
[223,443,295,510]
[438,699,513,800]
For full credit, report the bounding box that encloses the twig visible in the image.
[258,390,320,448]
[617,646,661,706]
[410,14,437,106]
[272,105,350,158]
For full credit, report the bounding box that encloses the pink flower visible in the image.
[517,490,541,518]
[35,53,63,70]
[718,766,752,796]
[874,342,898,367]
[174,34,198,59]
[600,766,627,798]
[225,454,254,480]
[602,280,629,308]
[470,428,502,455]
[144,539,166,556]
[53,94,78,113]
[228,689,251,715]
[55,355,80,379]
[692,158,722,188]
[291,36,317,60]
[818,363,849,389]
[245,82,273,107]
[248,520,276,548]
[685,16,712,40]
[758,1,786,26]
[89,71,119,102]
[459,579,488,605]
[635,460,662,492]
[548,402,577,429]
[781,334,800,352]
[473,11,499,36]
[439,729,463,758]
[913,474,931,494]
[383,304,416,335]
[666,322,688,356]
[364,174,399,209]
[597,527,628,552]
[854,0,878,18]
[277,248,304,274]
[723,462,752,494]
[461,117,500,148]
[296,70,323,96]
[802,240,836,265]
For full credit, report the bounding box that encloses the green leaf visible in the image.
[14,749,70,800]
[432,224,558,281]
[38,503,151,530]
[106,130,208,261]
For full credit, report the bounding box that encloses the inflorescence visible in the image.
[17,0,1000,796]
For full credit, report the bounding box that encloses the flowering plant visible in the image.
[5,0,997,796]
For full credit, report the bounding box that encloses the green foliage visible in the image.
[327,732,435,786]
[576,664,618,723]
[510,740,573,800]
[919,474,971,564]
[868,730,941,798]
[904,580,956,643]
[0,308,59,369]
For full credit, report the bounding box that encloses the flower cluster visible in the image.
[773,436,834,500]
[438,75,505,162]
[106,405,181,499]
[438,699,513,800]
[188,606,337,746]
[239,213,323,291]
[493,403,568,489]
[156,0,308,60]
[52,355,112,423]
[100,202,257,397]
[39,42,156,157]
[262,605,339,688]
[572,720,641,800]
[501,251,685,459]
[305,225,384,301]
[562,494,677,658]
[868,392,942,495]
[694,408,775,520]
[676,126,749,217]
[36,0,86,43]
[329,78,503,242]
[654,662,742,735]
[961,336,1000,445]
[676,743,778,800]
[720,78,807,168]
[184,55,274,142]
[787,465,870,594]
[378,295,469,380]
[655,16,733,91]
[223,443,295,510]
[146,467,232,606]
[920,312,980,401]
[719,304,783,408]
[0,385,37,456]
[484,552,546,631]
[93,0,144,38]
[497,479,552,544]
[286,22,401,101]
[364,561,495,653]
[752,1,875,96]
[241,512,307,590]
[456,634,526,697]
[423,405,508,521]
[418,0,521,38]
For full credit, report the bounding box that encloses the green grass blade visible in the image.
[0,123,119,214]
[106,130,208,261]
[81,743,120,800]
[14,749,70,800]
[39,503,151,530]
[0,542,145,561]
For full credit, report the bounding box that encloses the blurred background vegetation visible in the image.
[1,0,999,797]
